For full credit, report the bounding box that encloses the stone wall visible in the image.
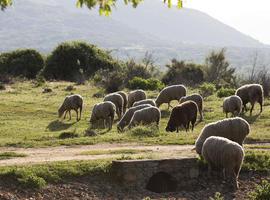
[112,158,204,193]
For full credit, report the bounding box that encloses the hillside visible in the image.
[0,0,270,69]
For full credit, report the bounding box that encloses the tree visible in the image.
[0,0,183,14]
[204,49,236,87]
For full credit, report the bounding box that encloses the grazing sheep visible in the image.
[195,117,250,155]
[202,136,244,189]
[128,106,161,129]
[90,101,116,130]
[166,100,198,133]
[179,93,203,121]
[116,91,128,114]
[155,85,187,109]
[223,95,243,117]
[58,94,83,121]
[235,84,263,115]
[104,93,124,119]
[127,90,147,108]
[117,104,152,132]
[133,99,156,107]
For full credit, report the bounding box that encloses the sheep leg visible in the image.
[75,109,79,121]
[225,112,228,118]
[207,164,212,177]
[176,127,179,133]
[250,102,255,116]
[79,106,82,120]
[259,98,263,113]
[199,110,203,121]
[63,111,67,120]
[243,104,247,112]
[68,111,71,121]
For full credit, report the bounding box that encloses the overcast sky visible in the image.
[180,0,270,45]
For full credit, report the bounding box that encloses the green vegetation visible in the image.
[249,180,270,200]
[216,87,236,98]
[80,148,153,155]
[0,152,26,160]
[209,192,224,200]
[243,150,270,171]
[0,81,269,148]
[199,83,216,98]
[128,77,164,91]
[0,159,112,188]
[0,49,44,79]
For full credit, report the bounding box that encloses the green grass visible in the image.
[80,148,153,155]
[0,152,26,160]
[242,150,270,171]
[0,81,269,148]
[0,159,112,189]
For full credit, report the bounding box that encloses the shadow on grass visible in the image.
[46,120,76,132]
[244,137,270,144]
[242,114,260,124]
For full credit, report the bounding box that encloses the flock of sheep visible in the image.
[58,83,264,189]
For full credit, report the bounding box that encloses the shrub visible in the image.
[162,59,204,86]
[43,41,117,81]
[217,87,236,98]
[18,173,46,189]
[199,83,216,98]
[124,59,152,81]
[0,49,44,79]
[128,77,164,91]
[249,180,270,200]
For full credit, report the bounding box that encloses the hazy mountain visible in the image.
[0,0,269,71]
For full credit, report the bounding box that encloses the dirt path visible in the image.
[0,144,196,166]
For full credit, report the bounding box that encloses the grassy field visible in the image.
[0,81,270,148]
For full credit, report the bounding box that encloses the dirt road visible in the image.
[0,144,196,166]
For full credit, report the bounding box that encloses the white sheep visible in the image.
[58,94,83,121]
[155,85,187,109]
[223,95,243,117]
[202,136,244,189]
[128,106,161,129]
[104,93,124,119]
[133,99,156,107]
[195,117,250,155]
[179,93,203,121]
[90,101,116,130]
[127,89,147,108]
[235,84,264,115]
[116,91,128,114]
[117,104,152,132]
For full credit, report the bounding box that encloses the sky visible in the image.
[177,0,270,45]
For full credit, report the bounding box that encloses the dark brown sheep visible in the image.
[166,100,198,133]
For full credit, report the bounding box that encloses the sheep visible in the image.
[202,136,244,189]
[235,84,263,115]
[223,95,243,117]
[128,106,161,129]
[166,100,198,133]
[117,104,152,132]
[116,91,128,114]
[58,94,83,121]
[179,93,203,121]
[127,89,147,108]
[155,85,187,109]
[133,99,156,107]
[195,117,250,155]
[104,93,124,119]
[90,101,116,130]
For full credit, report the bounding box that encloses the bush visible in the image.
[199,83,216,98]
[128,77,164,91]
[162,59,204,86]
[217,87,235,98]
[209,192,224,200]
[249,180,270,200]
[43,41,117,81]
[0,49,44,79]
[18,173,46,189]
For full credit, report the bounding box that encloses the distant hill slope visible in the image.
[0,0,269,70]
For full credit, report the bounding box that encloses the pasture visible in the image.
[0,81,269,148]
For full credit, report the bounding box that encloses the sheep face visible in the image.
[165,124,176,132]
[58,107,65,118]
